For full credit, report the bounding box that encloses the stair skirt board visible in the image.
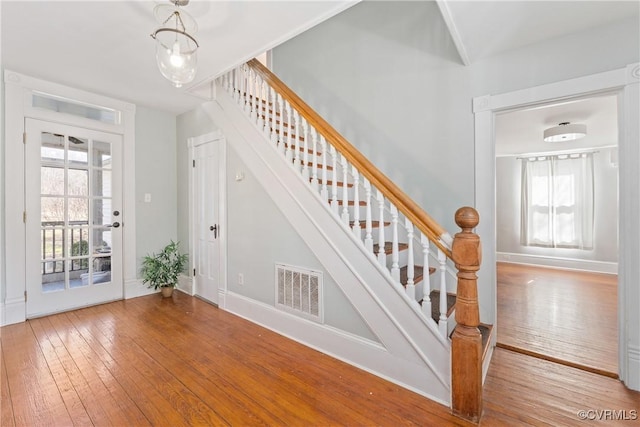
[207,86,452,404]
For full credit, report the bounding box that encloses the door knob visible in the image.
[105,222,120,228]
[210,224,218,238]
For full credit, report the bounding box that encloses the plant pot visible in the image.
[160,287,174,298]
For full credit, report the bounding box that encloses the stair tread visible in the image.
[316,179,353,188]
[427,289,457,321]
[349,220,390,228]
[372,242,409,254]
[336,199,368,207]
[399,265,436,285]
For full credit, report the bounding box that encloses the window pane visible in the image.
[41,225,65,260]
[41,132,65,162]
[68,198,89,222]
[32,92,120,125]
[41,197,65,222]
[92,199,112,226]
[92,141,112,169]
[93,170,111,197]
[41,167,64,196]
[68,136,88,167]
[68,169,88,196]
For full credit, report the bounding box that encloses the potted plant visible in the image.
[141,241,188,297]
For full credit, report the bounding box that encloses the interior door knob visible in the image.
[210,224,218,238]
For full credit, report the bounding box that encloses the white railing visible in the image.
[218,61,455,337]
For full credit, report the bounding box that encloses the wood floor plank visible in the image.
[1,322,74,426]
[45,313,150,426]
[0,338,16,427]
[496,262,618,375]
[28,317,93,426]
[3,293,637,426]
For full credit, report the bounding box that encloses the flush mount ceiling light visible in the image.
[151,0,199,88]
[543,122,587,142]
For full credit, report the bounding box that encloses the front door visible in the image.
[25,119,123,317]
[193,139,222,304]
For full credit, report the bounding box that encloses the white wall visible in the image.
[271,1,639,322]
[135,106,179,269]
[176,104,379,341]
[496,149,618,269]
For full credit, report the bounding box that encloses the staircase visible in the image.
[209,59,491,422]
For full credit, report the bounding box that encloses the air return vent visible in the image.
[275,264,323,322]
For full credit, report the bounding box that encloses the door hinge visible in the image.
[193,268,196,277]
[23,132,27,144]
[23,211,27,223]
[24,291,27,302]
[193,159,195,167]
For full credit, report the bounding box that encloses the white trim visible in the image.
[2,70,136,325]
[224,291,450,408]
[124,279,158,299]
[435,0,471,66]
[474,63,640,391]
[496,253,618,275]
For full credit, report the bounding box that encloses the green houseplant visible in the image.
[141,241,188,297]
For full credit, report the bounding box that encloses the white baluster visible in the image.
[234,67,241,102]
[376,190,386,267]
[405,219,415,300]
[390,205,400,283]
[293,111,301,171]
[251,71,260,119]
[320,136,328,201]
[421,234,432,319]
[244,67,251,113]
[363,178,373,253]
[340,154,350,225]
[438,248,448,337]
[269,87,277,144]
[351,167,361,239]
[330,145,339,214]
[310,129,319,191]
[277,95,285,155]
[284,102,293,161]
[302,119,310,181]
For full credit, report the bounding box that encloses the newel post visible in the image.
[451,207,482,423]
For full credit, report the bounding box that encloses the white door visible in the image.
[193,139,223,304]
[25,119,123,317]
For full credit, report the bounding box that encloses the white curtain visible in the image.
[521,153,594,249]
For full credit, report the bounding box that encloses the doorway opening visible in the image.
[494,93,619,376]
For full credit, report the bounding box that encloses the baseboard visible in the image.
[124,279,158,299]
[496,252,618,274]
[177,274,193,295]
[1,297,26,326]
[223,291,451,407]
[626,344,640,391]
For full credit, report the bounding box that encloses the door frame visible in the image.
[473,63,640,390]
[187,131,227,308]
[2,70,136,325]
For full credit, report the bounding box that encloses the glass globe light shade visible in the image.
[153,28,198,88]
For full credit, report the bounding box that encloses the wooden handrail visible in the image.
[246,59,451,257]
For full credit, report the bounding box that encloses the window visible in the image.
[521,153,594,249]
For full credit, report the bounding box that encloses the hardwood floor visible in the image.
[2,292,638,426]
[497,262,618,376]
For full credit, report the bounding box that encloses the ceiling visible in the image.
[1,1,638,116]
[437,0,639,65]
[495,94,618,156]
[0,1,357,114]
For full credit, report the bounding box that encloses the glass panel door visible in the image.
[26,119,122,317]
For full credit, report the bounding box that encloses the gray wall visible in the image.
[176,104,378,341]
[496,149,618,262]
[135,106,179,270]
[271,1,639,235]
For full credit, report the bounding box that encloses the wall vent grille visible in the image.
[275,263,323,322]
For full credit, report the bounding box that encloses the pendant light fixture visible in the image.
[151,0,199,88]
[543,122,587,142]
